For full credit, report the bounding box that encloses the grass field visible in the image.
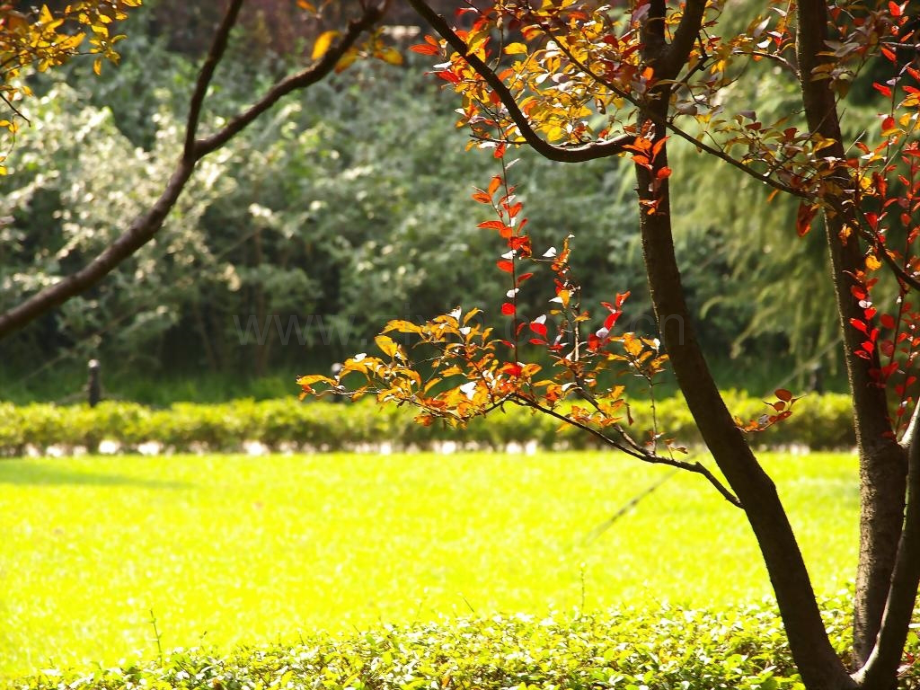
[0,451,859,677]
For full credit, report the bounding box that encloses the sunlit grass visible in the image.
[0,451,858,677]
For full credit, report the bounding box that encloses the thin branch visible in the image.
[516,394,743,507]
[540,20,811,199]
[404,0,634,163]
[748,50,800,77]
[194,5,386,158]
[183,0,245,161]
[0,2,386,339]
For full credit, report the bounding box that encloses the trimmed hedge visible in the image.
[6,599,918,690]
[0,392,856,456]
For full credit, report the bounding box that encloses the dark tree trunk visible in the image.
[633,4,856,687]
[794,0,908,667]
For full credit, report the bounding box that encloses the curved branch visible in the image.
[183,0,245,161]
[404,0,634,163]
[194,6,386,158]
[516,395,743,508]
[540,20,812,199]
[0,2,386,339]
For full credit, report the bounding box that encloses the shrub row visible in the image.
[0,392,856,456]
[9,599,918,690]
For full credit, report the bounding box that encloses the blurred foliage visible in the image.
[0,0,889,400]
[0,391,857,456]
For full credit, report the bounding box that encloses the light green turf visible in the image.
[0,451,858,676]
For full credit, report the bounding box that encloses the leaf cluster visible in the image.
[8,598,919,690]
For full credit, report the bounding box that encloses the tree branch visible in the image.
[194,5,386,158]
[538,20,812,200]
[404,0,634,163]
[0,2,386,339]
[515,395,743,507]
[660,0,706,79]
[183,0,245,161]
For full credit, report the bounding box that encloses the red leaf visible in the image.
[850,318,869,335]
[881,313,896,329]
[497,260,515,273]
[410,43,439,55]
[472,191,492,204]
[494,142,506,159]
[436,70,461,84]
[882,115,896,131]
[530,321,548,337]
[501,362,523,377]
[873,82,893,98]
[510,236,531,252]
[501,302,516,315]
[775,388,793,402]
[797,202,817,237]
[478,220,506,231]
[656,166,672,180]
[890,0,903,17]
[604,312,621,329]
[488,175,502,196]
[516,272,534,285]
[529,338,545,345]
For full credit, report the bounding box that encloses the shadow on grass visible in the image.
[0,462,191,489]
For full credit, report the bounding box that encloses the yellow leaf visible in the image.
[334,48,358,73]
[93,57,102,75]
[383,319,421,334]
[312,30,340,61]
[375,334,398,358]
[866,254,882,271]
[504,42,528,55]
[377,46,404,66]
[296,374,334,387]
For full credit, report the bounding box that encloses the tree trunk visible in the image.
[794,0,908,667]
[627,4,857,686]
[632,123,856,690]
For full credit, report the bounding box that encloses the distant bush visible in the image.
[0,392,856,457]
[8,598,917,690]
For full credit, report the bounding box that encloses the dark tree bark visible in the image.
[795,0,910,670]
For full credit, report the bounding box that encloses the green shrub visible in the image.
[6,598,917,690]
[0,393,857,457]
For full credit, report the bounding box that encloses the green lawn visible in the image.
[0,451,858,677]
